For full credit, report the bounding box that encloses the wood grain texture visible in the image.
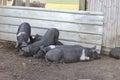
[0,6,104,15]
[88,0,118,48]
[0,7,104,25]
[0,16,103,35]
[115,0,120,47]
[3,0,7,5]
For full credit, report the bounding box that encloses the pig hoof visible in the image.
[85,57,90,60]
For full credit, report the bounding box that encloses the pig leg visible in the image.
[15,41,19,48]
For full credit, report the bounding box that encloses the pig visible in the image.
[109,47,120,59]
[16,22,32,49]
[20,28,62,57]
[45,45,100,63]
[34,45,100,63]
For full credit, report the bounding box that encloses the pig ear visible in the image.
[91,46,97,52]
[91,46,100,54]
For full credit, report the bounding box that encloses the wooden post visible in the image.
[79,0,86,10]
[3,0,7,5]
[87,0,119,55]
[14,0,23,6]
[0,0,2,5]
[25,0,30,6]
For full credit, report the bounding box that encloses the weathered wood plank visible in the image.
[88,0,118,49]
[25,0,30,6]
[0,32,16,41]
[3,0,7,5]
[13,0,23,6]
[59,32,102,45]
[0,24,102,45]
[115,0,120,47]
[0,16,103,35]
[0,6,103,15]
[101,47,111,55]
[0,8,104,25]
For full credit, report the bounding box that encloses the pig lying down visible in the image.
[34,45,100,63]
[45,45,100,63]
[20,28,62,57]
[109,47,120,59]
[16,22,32,49]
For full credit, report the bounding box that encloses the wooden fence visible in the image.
[0,6,104,53]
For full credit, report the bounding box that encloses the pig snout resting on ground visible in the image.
[20,28,62,57]
[44,45,100,63]
[16,22,32,49]
[109,47,120,59]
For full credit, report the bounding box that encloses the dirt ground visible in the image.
[0,40,120,80]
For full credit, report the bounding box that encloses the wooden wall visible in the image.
[79,0,86,10]
[87,0,119,54]
[0,6,103,53]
